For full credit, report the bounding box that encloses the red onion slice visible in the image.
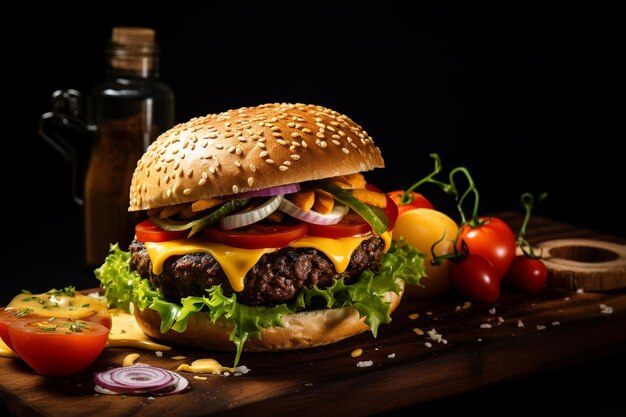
[236,183,300,198]
[279,198,348,225]
[94,364,189,395]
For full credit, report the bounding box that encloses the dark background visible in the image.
[1,1,624,416]
[5,0,623,301]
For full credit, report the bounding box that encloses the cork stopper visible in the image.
[112,27,155,46]
[109,27,157,74]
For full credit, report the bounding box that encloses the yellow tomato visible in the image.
[392,208,458,299]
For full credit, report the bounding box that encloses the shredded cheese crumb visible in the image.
[517,320,524,328]
[356,360,373,368]
[480,323,492,329]
[600,304,614,314]
[351,348,363,358]
[193,376,208,380]
[408,313,419,320]
[427,328,448,344]
[155,351,163,357]
[122,353,140,367]
[488,307,496,315]
[412,328,424,336]
[462,301,471,309]
[537,325,547,330]
[171,355,187,360]
[387,353,396,359]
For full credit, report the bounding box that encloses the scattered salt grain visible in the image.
[427,328,448,344]
[387,353,396,359]
[356,360,374,368]
[412,328,424,336]
[536,325,547,331]
[477,338,482,342]
[576,288,585,294]
[552,321,561,326]
[517,320,524,328]
[600,304,613,314]
[155,351,163,358]
[234,365,250,375]
[480,323,492,329]
[488,307,496,315]
[498,316,505,324]
[455,306,461,312]
[424,342,432,348]
[564,297,570,301]
[147,396,156,400]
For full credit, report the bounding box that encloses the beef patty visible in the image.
[129,237,385,306]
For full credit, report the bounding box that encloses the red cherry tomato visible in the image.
[135,219,188,242]
[8,318,109,376]
[505,255,548,293]
[386,190,434,216]
[451,254,500,303]
[203,221,307,249]
[457,217,516,280]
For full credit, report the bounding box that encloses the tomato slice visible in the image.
[8,318,109,376]
[202,221,308,249]
[307,212,372,238]
[0,308,20,351]
[135,219,188,242]
[365,184,398,231]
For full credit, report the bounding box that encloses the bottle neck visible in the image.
[105,41,160,79]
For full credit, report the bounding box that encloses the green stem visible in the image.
[401,153,445,204]
[517,192,547,258]
[447,167,480,226]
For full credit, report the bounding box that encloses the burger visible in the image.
[96,103,424,364]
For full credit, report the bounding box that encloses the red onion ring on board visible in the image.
[94,364,189,395]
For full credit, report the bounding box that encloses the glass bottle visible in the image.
[84,27,174,268]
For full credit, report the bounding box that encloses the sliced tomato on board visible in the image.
[135,219,189,242]
[8,318,109,376]
[202,221,308,249]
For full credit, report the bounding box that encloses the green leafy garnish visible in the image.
[96,241,424,366]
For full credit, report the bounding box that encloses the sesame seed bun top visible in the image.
[129,103,385,211]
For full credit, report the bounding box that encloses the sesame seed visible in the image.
[319,140,327,148]
[202,171,208,179]
[236,147,243,155]
[316,122,326,129]
[279,165,288,171]
[247,177,254,186]
[228,146,236,153]
[332,134,341,140]
[209,166,216,174]
[316,132,325,138]
[166,189,172,197]
[302,128,312,134]
[291,132,300,138]
[249,164,256,172]
[332,140,341,146]
[234,161,241,167]
[271,126,280,131]
[290,154,300,160]
[224,132,234,138]
[291,141,301,147]
[260,151,268,158]
[257,142,266,148]
[232,185,239,193]
[283,161,291,166]
[287,122,295,127]
[265,159,274,164]
[215,144,224,149]
[350,142,358,149]
[199,178,207,186]
[208,133,218,139]
[225,122,231,127]
[301,140,308,148]
[277,139,287,145]
[326,125,336,132]
[183,188,192,195]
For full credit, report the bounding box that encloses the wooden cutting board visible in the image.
[1,213,625,417]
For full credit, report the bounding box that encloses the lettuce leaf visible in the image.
[95,240,424,365]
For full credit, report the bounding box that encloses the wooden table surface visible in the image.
[1,213,625,417]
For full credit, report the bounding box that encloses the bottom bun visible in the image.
[134,281,404,352]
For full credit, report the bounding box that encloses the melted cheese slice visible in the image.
[106,310,171,351]
[145,232,391,293]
